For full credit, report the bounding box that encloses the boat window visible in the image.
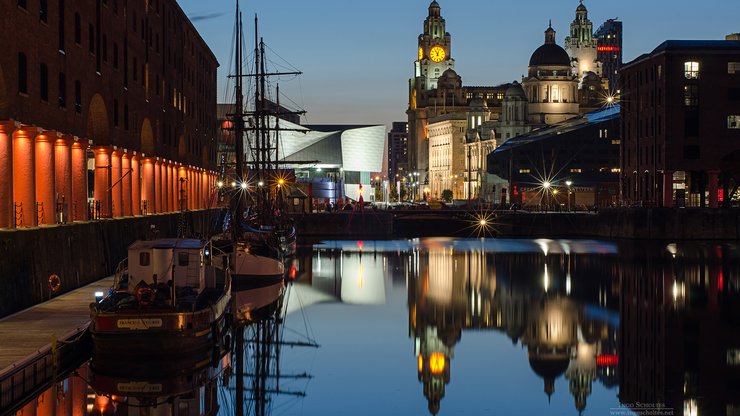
[178,252,189,266]
[139,252,150,266]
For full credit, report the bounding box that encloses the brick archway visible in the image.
[0,64,9,119]
[140,118,154,156]
[86,94,109,144]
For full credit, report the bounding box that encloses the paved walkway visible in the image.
[0,276,114,372]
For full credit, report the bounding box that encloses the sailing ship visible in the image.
[89,238,231,356]
[214,2,303,290]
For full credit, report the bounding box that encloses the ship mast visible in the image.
[232,0,245,240]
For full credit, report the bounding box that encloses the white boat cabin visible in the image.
[127,239,206,295]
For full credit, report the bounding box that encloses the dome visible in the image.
[429,1,441,16]
[576,0,587,12]
[438,69,462,89]
[529,43,571,67]
[529,354,570,380]
[468,96,488,111]
[505,81,526,98]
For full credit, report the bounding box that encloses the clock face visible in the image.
[418,47,423,61]
[430,46,445,63]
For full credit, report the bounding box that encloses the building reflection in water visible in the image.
[619,243,740,416]
[407,238,621,415]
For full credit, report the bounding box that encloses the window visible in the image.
[684,85,699,106]
[570,168,582,173]
[58,0,65,51]
[123,103,129,130]
[178,252,189,266]
[39,63,48,101]
[683,145,700,160]
[88,24,94,53]
[684,61,700,79]
[102,35,107,62]
[74,13,81,44]
[58,72,66,107]
[497,92,504,100]
[728,62,740,74]
[39,0,47,22]
[611,168,621,173]
[113,43,118,68]
[133,57,137,81]
[74,80,81,113]
[18,52,28,94]
[139,252,150,266]
[519,169,531,174]
[729,115,740,129]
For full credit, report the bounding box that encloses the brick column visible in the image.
[154,158,163,213]
[35,133,56,225]
[111,149,123,217]
[179,166,188,211]
[71,140,89,221]
[142,157,155,215]
[0,121,15,228]
[121,152,132,216]
[168,163,175,212]
[662,170,673,208]
[93,147,112,218]
[54,136,73,223]
[13,127,37,226]
[131,154,141,215]
[708,170,720,209]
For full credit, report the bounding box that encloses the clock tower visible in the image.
[415,1,455,90]
[407,1,456,190]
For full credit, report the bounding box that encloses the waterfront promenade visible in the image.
[0,276,112,372]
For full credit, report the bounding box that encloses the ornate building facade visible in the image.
[564,1,601,83]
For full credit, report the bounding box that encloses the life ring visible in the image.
[136,287,156,305]
[48,274,61,292]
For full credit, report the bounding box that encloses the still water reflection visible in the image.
[13,239,740,416]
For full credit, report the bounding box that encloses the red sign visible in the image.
[596,354,619,366]
[597,46,621,53]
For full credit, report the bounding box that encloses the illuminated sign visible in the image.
[597,46,621,53]
[596,354,619,366]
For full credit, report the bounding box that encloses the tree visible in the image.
[441,189,453,202]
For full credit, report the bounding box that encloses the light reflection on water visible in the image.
[14,239,740,416]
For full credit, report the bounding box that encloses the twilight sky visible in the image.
[179,0,740,128]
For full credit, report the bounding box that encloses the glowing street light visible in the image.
[231,181,237,188]
[543,181,551,190]
[565,180,573,212]
[258,181,265,187]
[217,181,224,189]
[240,182,248,190]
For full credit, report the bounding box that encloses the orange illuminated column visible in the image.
[35,133,56,225]
[0,121,15,228]
[131,154,141,215]
[121,152,132,216]
[12,127,37,227]
[169,163,175,212]
[141,158,155,214]
[154,159,163,213]
[93,147,113,217]
[161,161,169,212]
[111,149,123,217]
[178,166,188,210]
[71,140,89,221]
[194,168,200,209]
[54,136,73,223]
[185,168,192,210]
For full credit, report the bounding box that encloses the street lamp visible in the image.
[565,181,573,212]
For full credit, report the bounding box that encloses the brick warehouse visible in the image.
[0,0,219,228]
[620,38,740,208]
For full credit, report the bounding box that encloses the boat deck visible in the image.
[0,277,114,372]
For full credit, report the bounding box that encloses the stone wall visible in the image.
[0,210,221,318]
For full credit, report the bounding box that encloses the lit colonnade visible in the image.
[0,121,218,229]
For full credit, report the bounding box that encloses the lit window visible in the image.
[570,168,582,173]
[519,169,531,174]
[684,61,700,79]
[497,92,504,100]
[611,168,621,173]
[728,349,740,365]
[611,139,621,145]
[728,62,740,74]
[729,115,740,129]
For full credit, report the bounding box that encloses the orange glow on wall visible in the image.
[418,354,423,372]
[429,352,445,374]
[13,129,37,226]
[35,134,56,225]
[0,126,13,228]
